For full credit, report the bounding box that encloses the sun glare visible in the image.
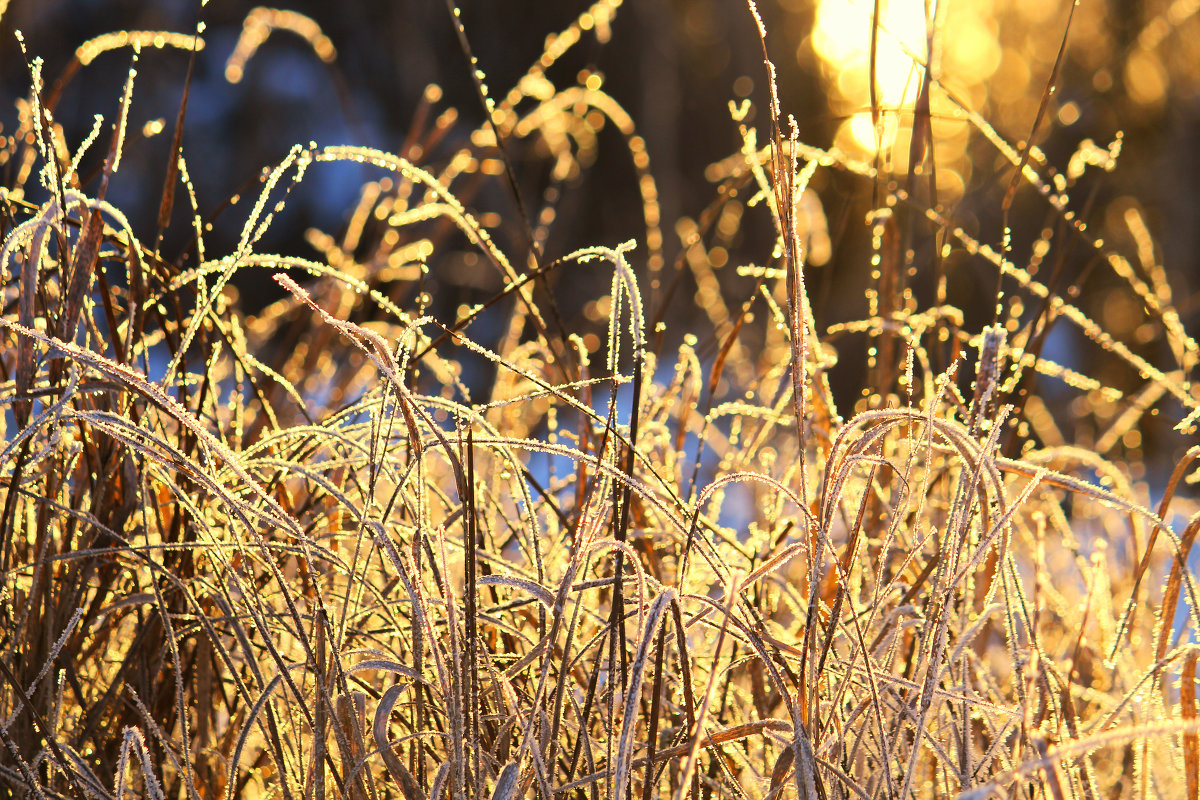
[810,0,1002,195]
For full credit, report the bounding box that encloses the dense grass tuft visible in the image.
[1,3,1198,799]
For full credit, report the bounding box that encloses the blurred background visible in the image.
[2,0,1198,474]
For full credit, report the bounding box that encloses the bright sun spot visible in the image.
[809,0,1003,194]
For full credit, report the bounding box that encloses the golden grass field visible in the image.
[1,1,1199,798]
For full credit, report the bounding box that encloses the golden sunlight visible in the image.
[809,0,1002,196]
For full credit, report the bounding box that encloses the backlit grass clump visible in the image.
[1,3,1199,799]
